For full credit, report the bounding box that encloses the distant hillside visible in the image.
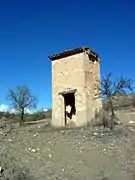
[102,93,135,110]
[0,109,52,122]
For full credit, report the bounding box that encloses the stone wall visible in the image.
[51,50,102,127]
[52,53,87,127]
[84,53,102,123]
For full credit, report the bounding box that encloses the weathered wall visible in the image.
[52,53,87,127]
[51,50,102,127]
[83,53,102,123]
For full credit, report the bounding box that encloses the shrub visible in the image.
[94,109,119,128]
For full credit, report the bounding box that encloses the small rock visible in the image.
[0,166,4,174]
[49,154,52,158]
[34,133,38,137]
[129,121,135,124]
[31,149,36,153]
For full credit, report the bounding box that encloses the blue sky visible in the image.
[0,0,135,111]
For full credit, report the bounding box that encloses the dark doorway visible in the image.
[63,92,76,125]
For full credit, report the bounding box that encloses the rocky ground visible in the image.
[1,120,135,180]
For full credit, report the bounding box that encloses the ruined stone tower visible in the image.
[49,46,102,127]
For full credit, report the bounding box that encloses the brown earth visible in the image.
[1,119,135,180]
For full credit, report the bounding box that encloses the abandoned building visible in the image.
[49,46,102,127]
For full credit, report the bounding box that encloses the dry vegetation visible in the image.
[1,119,135,180]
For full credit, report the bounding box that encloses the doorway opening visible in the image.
[59,89,77,126]
[63,92,76,125]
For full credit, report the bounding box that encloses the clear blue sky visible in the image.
[0,0,135,109]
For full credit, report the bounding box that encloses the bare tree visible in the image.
[7,85,37,124]
[96,72,133,130]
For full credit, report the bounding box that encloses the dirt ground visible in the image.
[1,120,135,180]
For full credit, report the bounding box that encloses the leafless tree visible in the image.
[7,85,37,124]
[96,72,133,130]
